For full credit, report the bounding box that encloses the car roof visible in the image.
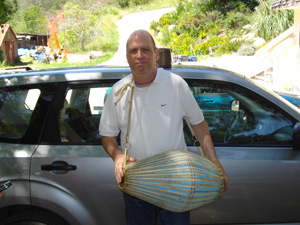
[0,65,246,85]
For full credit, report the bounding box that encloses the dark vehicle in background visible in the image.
[274,90,300,109]
[0,65,300,225]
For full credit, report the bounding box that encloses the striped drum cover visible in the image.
[119,149,225,212]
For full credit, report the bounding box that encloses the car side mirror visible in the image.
[293,122,300,150]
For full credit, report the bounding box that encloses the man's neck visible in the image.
[134,69,157,87]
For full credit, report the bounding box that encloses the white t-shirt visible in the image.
[99,68,204,160]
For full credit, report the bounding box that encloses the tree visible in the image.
[63,2,98,51]
[23,5,47,33]
[24,0,67,11]
[0,0,18,24]
[196,0,259,14]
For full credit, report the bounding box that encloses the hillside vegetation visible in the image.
[1,0,294,68]
[151,0,294,57]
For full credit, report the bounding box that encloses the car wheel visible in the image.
[2,209,68,225]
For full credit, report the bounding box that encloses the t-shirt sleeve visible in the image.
[99,88,120,137]
[181,81,204,125]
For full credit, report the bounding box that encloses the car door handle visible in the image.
[41,161,77,171]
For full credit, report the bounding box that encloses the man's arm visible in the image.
[191,120,228,191]
[102,136,136,184]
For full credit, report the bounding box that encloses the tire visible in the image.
[2,209,68,225]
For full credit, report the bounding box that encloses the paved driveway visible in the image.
[104,7,175,66]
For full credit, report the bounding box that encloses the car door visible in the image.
[0,83,57,209]
[186,80,300,224]
[30,81,126,225]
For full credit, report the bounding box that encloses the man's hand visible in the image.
[191,120,228,191]
[114,153,136,184]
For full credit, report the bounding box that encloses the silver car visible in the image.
[0,65,300,225]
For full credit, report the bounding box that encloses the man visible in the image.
[100,30,228,225]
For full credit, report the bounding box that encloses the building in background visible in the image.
[0,24,18,65]
[16,33,48,50]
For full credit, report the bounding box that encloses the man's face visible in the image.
[126,32,159,77]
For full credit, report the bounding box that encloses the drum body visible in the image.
[119,149,224,212]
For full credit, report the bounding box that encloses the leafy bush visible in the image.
[158,13,173,26]
[241,0,260,11]
[216,38,243,55]
[194,36,224,55]
[196,0,259,14]
[1,59,10,67]
[151,0,290,58]
[23,5,47,34]
[160,25,172,46]
[150,21,160,33]
[169,33,192,55]
[131,0,150,6]
[150,13,173,33]
[117,0,130,8]
[15,56,22,65]
[117,0,150,8]
[237,42,256,56]
[224,10,250,31]
[194,36,242,56]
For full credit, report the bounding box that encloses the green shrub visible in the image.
[207,26,221,38]
[117,0,150,8]
[1,59,10,67]
[160,25,172,46]
[224,11,250,31]
[194,36,242,56]
[216,38,243,55]
[131,0,149,6]
[237,42,256,56]
[199,30,207,39]
[194,36,223,55]
[117,0,130,8]
[15,56,22,64]
[150,21,160,33]
[169,33,192,55]
[150,13,173,34]
[195,0,258,14]
[158,13,172,26]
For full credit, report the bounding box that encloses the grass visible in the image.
[250,0,293,42]
[118,0,174,16]
[0,52,115,71]
[24,52,115,70]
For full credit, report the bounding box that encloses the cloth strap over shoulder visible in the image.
[114,81,132,106]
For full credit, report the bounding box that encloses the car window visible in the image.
[0,83,58,144]
[0,87,40,140]
[187,81,294,146]
[59,83,113,144]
